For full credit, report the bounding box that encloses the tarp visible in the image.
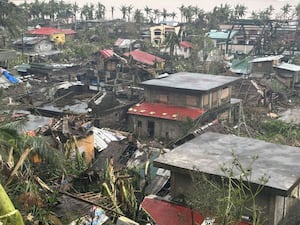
[0,68,19,84]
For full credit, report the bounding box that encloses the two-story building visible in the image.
[153,132,300,225]
[127,72,240,140]
[150,24,181,47]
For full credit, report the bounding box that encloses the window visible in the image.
[212,91,218,106]
[159,94,168,103]
[221,87,229,99]
[137,120,142,128]
[186,95,197,106]
[154,29,161,36]
[202,94,209,107]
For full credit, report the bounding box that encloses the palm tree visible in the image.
[127,5,134,22]
[164,31,180,71]
[81,4,90,20]
[88,4,94,20]
[233,4,247,19]
[95,3,105,20]
[144,6,152,22]
[178,5,185,22]
[71,2,79,24]
[170,12,177,20]
[281,3,292,20]
[161,8,168,21]
[153,9,160,23]
[120,5,127,20]
[28,0,41,20]
[48,0,59,22]
[183,5,194,23]
[134,9,143,24]
[111,6,115,19]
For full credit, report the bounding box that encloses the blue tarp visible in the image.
[1,69,19,84]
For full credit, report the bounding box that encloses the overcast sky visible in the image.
[13,0,300,19]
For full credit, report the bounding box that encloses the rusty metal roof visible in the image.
[128,102,205,121]
[123,49,165,66]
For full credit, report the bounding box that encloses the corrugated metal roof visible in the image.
[230,57,254,75]
[92,127,126,152]
[207,30,238,40]
[128,102,205,121]
[123,49,165,66]
[114,38,136,48]
[180,41,192,48]
[28,27,75,35]
[142,195,252,225]
[142,72,240,91]
[99,49,115,59]
[273,62,300,72]
[14,36,47,45]
[141,195,205,225]
[250,55,283,63]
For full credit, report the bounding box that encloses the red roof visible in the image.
[180,41,192,48]
[28,27,75,35]
[99,49,115,59]
[142,196,204,225]
[123,49,165,66]
[142,196,252,225]
[128,102,205,121]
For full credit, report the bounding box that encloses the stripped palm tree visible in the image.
[164,31,181,72]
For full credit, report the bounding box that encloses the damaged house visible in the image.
[250,55,283,78]
[127,72,240,141]
[153,132,300,225]
[273,62,300,89]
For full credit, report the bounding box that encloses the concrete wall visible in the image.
[129,115,186,140]
[252,61,273,76]
[33,40,54,52]
[144,87,231,110]
[274,184,300,224]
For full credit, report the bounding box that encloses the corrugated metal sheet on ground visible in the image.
[92,127,126,152]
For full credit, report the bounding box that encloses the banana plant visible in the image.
[102,158,138,219]
[0,184,25,225]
